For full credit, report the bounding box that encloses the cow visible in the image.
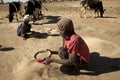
[25,0,42,23]
[8,1,23,22]
[80,0,105,18]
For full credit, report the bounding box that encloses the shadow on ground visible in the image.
[30,32,49,39]
[28,31,60,39]
[60,52,120,76]
[33,15,61,25]
[100,16,117,18]
[81,52,120,76]
[0,45,15,51]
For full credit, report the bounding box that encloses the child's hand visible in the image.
[42,57,52,65]
[59,45,67,51]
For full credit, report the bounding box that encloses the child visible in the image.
[17,14,34,40]
[43,18,90,69]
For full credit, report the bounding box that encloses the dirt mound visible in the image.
[13,57,48,80]
[83,37,120,57]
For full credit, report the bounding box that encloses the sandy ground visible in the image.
[0,0,120,80]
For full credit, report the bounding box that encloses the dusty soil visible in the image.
[0,0,120,80]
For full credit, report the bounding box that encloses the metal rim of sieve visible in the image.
[34,49,51,60]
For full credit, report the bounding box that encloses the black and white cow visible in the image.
[8,1,23,22]
[34,0,42,19]
[25,0,42,23]
[80,0,105,18]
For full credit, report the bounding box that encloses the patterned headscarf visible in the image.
[57,18,75,39]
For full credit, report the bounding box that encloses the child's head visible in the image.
[57,18,75,39]
[23,14,32,22]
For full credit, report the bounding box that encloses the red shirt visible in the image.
[64,34,90,62]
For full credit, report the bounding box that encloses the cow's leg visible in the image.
[38,9,43,20]
[36,8,39,20]
[80,7,83,18]
[80,7,86,18]
[39,9,43,19]
[97,10,100,17]
[83,8,87,18]
[80,2,83,18]
[17,11,22,21]
[19,10,23,19]
[33,11,37,23]
[17,11,22,20]
[95,9,100,17]
[15,13,18,21]
[92,10,95,18]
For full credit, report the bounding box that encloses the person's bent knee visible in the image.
[58,49,68,59]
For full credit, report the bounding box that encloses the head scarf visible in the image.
[23,14,32,22]
[57,18,75,39]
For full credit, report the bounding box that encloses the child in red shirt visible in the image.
[43,18,90,69]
